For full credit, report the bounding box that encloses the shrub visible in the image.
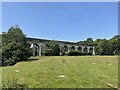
[65,50,93,56]
[84,52,92,55]
[62,51,66,55]
[44,49,52,56]
[87,52,92,55]
[65,50,81,56]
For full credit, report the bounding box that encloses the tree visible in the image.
[2,25,32,66]
[94,39,104,46]
[86,38,95,46]
[77,38,95,46]
[95,40,114,55]
[46,40,60,56]
[109,35,120,54]
[86,38,93,43]
[77,41,87,46]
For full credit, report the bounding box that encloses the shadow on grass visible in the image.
[18,57,39,63]
[1,57,39,67]
[26,58,39,62]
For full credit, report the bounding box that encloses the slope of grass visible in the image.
[2,56,118,88]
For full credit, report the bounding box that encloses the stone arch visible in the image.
[89,47,93,53]
[63,46,68,52]
[33,43,39,56]
[77,47,82,52]
[71,46,75,50]
[84,47,88,53]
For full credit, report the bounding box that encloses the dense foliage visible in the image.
[1,25,32,66]
[65,50,81,56]
[44,40,60,56]
[44,49,52,56]
[65,50,92,56]
[77,35,120,55]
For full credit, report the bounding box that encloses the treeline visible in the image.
[77,36,120,55]
[43,35,120,56]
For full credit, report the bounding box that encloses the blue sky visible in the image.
[2,2,118,42]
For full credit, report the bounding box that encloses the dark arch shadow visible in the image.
[33,43,39,56]
[77,47,82,52]
[63,46,68,52]
[71,46,75,50]
[84,47,88,53]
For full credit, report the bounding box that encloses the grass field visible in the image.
[1,56,118,88]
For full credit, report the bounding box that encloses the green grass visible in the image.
[1,56,118,88]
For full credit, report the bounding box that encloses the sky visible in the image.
[2,2,118,42]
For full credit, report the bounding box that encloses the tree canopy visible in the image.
[1,25,32,66]
[44,40,60,56]
[77,35,120,55]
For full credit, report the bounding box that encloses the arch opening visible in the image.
[77,47,82,52]
[63,46,68,52]
[84,47,88,53]
[89,47,93,55]
[71,46,75,50]
[34,43,39,56]
[89,48,93,53]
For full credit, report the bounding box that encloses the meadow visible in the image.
[1,56,118,88]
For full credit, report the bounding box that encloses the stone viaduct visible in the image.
[26,37,95,56]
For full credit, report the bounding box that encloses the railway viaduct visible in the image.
[26,37,95,56]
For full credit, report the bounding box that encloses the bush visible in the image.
[65,50,81,56]
[62,51,66,55]
[87,52,92,55]
[65,50,93,56]
[44,49,52,56]
[83,52,92,55]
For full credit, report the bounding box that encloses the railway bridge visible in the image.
[26,37,95,56]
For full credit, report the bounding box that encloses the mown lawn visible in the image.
[1,56,118,88]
